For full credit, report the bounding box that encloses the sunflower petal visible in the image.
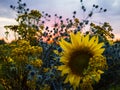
[88,36,96,47]
[83,34,90,46]
[69,74,75,85]
[91,41,104,49]
[59,39,71,52]
[74,76,80,87]
[94,42,104,49]
[64,75,69,83]
[58,65,65,70]
[61,67,71,76]
[60,56,69,63]
[70,33,79,48]
[94,48,105,55]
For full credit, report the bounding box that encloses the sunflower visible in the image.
[57,32,107,90]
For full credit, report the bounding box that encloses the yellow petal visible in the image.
[83,34,90,46]
[70,33,79,48]
[95,74,101,82]
[74,76,81,87]
[60,56,69,64]
[94,48,105,55]
[92,42,104,51]
[88,36,96,47]
[97,70,104,74]
[59,39,71,52]
[53,50,59,55]
[95,36,99,43]
[61,67,71,76]
[96,42,104,49]
[90,39,99,49]
[58,65,65,70]
[64,75,69,83]
[69,74,75,85]
[76,32,81,37]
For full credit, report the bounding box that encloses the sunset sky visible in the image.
[0,0,120,41]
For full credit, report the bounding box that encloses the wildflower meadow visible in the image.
[0,0,120,90]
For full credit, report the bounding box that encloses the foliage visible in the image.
[0,40,43,90]
[0,0,120,90]
[5,0,43,45]
[90,22,114,41]
[93,42,120,90]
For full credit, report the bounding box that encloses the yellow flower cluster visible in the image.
[30,59,43,68]
[89,55,108,70]
[7,57,14,63]
[43,68,49,73]
[11,40,42,63]
[29,46,43,55]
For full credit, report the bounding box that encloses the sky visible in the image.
[0,0,120,41]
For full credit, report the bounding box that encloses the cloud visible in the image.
[0,7,16,18]
[97,0,120,16]
[0,17,17,40]
[0,0,15,7]
[0,0,16,18]
[24,0,81,17]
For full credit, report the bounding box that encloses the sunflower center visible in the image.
[68,50,92,76]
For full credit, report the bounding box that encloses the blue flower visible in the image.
[29,70,36,76]
[36,75,42,81]
[26,64,33,70]
[57,47,62,53]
